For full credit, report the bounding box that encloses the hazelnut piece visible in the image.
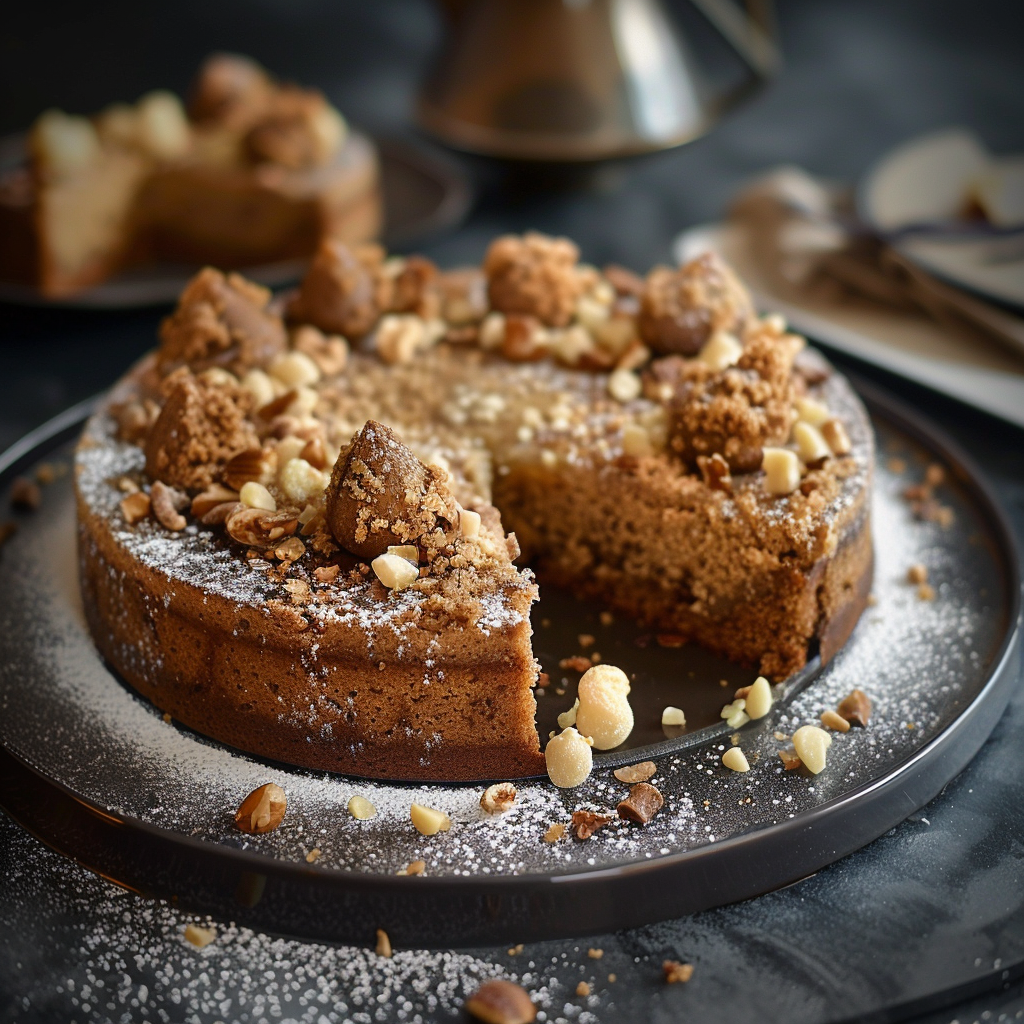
[837,688,872,727]
[234,783,287,833]
[465,979,537,1024]
[617,782,664,824]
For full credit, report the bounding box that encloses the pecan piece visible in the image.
[571,810,613,840]
[697,453,732,493]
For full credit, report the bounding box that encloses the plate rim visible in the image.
[0,379,1019,946]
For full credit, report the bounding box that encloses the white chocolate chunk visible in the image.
[744,676,774,720]
[661,706,686,726]
[792,725,832,774]
[269,350,322,388]
[239,481,276,511]
[371,553,419,591]
[410,803,451,836]
[762,447,801,495]
[792,421,831,464]
[279,458,326,504]
[795,396,830,426]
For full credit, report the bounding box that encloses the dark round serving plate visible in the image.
[0,382,1019,950]
[0,133,471,309]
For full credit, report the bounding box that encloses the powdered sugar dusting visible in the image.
[0,410,1008,884]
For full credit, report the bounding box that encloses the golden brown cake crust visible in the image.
[76,241,874,781]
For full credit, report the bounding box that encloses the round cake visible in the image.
[75,234,874,781]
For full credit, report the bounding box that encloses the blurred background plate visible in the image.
[0,133,471,310]
[857,128,1024,311]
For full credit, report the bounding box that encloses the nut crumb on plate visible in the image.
[572,809,613,840]
[234,783,287,834]
[543,822,566,843]
[820,709,851,732]
[183,924,217,948]
[465,978,537,1024]
[480,782,517,814]
[613,761,656,784]
[617,782,664,824]
[375,928,392,957]
[663,960,694,984]
[410,803,451,836]
[576,981,591,997]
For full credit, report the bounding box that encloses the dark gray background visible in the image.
[1,1,1023,1020]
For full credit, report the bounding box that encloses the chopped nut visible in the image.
[269,349,321,388]
[507,943,524,955]
[571,809,613,840]
[305,847,322,863]
[578,633,595,648]
[543,822,566,843]
[272,536,306,562]
[588,947,604,959]
[10,476,41,510]
[795,396,830,426]
[792,421,831,464]
[663,961,694,984]
[918,583,936,601]
[545,727,594,788]
[150,480,187,531]
[617,782,664,824]
[599,611,614,627]
[576,981,591,997]
[224,447,276,491]
[376,313,427,364]
[480,783,517,814]
[925,462,946,487]
[559,655,592,673]
[225,506,298,548]
[622,421,654,457]
[575,664,633,750]
[722,747,750,772]
[821,418,851,456]
[820,709,850,732]
[183,924,217,948]
[837,689,872,728]
[234,783,287,834]
[662,706,686,727]
[608,368,642,403]
[907,563,928,584]
[372,552,419,591]
[279,457,327,504]
[313,564,340,583]
[696,329,743,371]
[398,859,426,876]
[778,748,802,770]
[608,973,617,983]
[410,803,451,836]
[613,761,656,784]
[791,725,832,774]
[120,491,151,524]
[761,447,801,496]
[375,928,392,958]
[347,795,377,820]
[697,452,732,492]
[465,978,537,1024]
[720,699,749,729]
[292,324,348,376]
[744,676,773,720]
[239,480,276,511]
[459,507,482,539]
[191,483,239,517]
